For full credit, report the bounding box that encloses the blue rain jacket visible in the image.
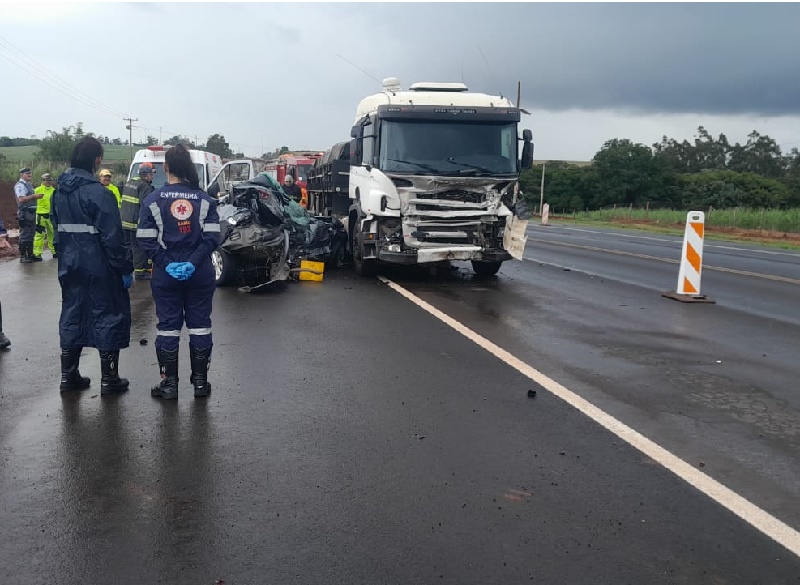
[51,168,133,350]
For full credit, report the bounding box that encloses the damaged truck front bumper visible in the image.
[378,245,512,264]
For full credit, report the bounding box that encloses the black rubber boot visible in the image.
[0,301,10,349]
[59,347,91,392]
[99,350,129,395]
[19,243,33,264]
[151,348,179,400]
[189,345,212,398]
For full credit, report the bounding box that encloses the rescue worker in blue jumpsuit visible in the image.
[51,136,133,394]
[137,144,220,400]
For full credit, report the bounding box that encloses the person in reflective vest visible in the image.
[51,136,133,395]
[33,172,57,260]
[14,167,43,263]
[98,168,122,207]
[137,144,220,400]
[120,162,155,279]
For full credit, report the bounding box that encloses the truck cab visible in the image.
[347,78,531,276]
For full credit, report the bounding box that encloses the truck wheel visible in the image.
[212,249,237,286]
[352,233,375,277]
[471,260,502,277]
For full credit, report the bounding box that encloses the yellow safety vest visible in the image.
[105,183,122,208]
[35,185,55,214]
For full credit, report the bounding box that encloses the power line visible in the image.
[0,50,120,120]
[336,53,380,84]
[0,33,131,120]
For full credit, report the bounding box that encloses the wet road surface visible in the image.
[1,229,799,584]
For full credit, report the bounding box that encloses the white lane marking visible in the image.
[378,275,800,559]
[527,239,800,285]
[544,225,674,244]
[714,245,800,258]
[537,225,800,257]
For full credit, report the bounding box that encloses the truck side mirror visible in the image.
[520,129,534,170]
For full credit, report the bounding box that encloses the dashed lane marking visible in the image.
[378,275,800,559]
[527,238,800,285]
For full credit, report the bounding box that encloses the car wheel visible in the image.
[212,249,237,286]
[326,240,347,270]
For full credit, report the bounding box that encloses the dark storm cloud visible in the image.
[364,3,800,116]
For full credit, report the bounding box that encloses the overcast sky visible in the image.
[2,2,800,161]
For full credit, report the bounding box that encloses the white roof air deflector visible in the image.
[382,77,401,92]
[409,82,469,92]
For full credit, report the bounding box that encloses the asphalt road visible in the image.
[1,225,799,584]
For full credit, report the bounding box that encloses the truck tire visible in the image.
[212,249,237,286]
[471,260,502,277]
[348,225,375,276]
[351,232,375,277]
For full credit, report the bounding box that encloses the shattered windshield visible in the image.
[379,120,517,176]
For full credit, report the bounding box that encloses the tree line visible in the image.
[520,127,800,211]
[0,124,245,164]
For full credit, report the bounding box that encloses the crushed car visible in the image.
[212,173,348,292]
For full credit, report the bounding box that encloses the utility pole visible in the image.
[124,117,138,163]
[159,126,162,145]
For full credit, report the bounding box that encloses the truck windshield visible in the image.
[129,163,206,190]
[295,164,312,184]
[379,120,517,176]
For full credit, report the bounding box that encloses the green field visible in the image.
[561,207,800,233]
[0,146,39,163]
[0,144,134,164]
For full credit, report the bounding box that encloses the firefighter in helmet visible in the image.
[120,162,155,279]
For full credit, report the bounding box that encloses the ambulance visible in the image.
[127,146,225,191]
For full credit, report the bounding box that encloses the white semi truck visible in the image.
[344,77,533,276]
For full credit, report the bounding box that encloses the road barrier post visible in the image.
[542,203,550,226]
[662,211,715,303]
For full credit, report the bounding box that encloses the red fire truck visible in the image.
[264,152,323,207]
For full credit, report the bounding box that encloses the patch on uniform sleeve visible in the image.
[171,199,194,233]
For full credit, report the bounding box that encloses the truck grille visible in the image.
[414,189,485,204]
[405,190,494,246]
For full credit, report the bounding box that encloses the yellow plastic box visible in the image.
[299,260,325,282]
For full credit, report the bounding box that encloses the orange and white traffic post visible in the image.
[662,211,716,303]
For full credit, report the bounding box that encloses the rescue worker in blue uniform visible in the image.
[137,144,220,400]
[51,136,133,394]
